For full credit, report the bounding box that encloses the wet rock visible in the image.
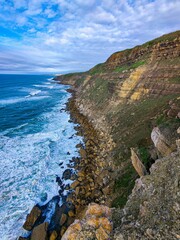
[23,206,41,231]
[31,222,48,240]
[62,169,72,180]
[18,237,29,240]
[68,210,75,217]
[60,213,67,226]
[70,180,80,189]
[50,230,58,240]
[131,148,148,177]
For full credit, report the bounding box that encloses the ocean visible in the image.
[0,75,82,239]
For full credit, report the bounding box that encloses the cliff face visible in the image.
[56,31,180,208]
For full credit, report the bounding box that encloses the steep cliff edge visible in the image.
[56,30,180,209]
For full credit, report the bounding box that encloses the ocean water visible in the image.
[0,75,82,239]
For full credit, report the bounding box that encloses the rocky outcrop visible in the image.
[31,222,48,240]
[62,203,112,240]
[23,205,41,231]
[151,126,177,156]
[113,150,180,240]
[130,148,147,176]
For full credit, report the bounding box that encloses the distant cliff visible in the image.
[56,30,180,209]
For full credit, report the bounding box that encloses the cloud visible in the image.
[0,0,179,73]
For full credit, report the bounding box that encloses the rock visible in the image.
[31,222,48,240]
[79,148,87,158]
[61,220,82,240]
[50,230,58,240]
[130,148,148,176]
[60,213,67,226]
[23,206,41,231]
[68,210,75,217]
[96,226,109,240]
[62,169,72,180]
[70,180,80,189]
[87,217,100,228]
[60,226,67,237]
[18,237,29,240]
[99,217,112,232]
[151,127,177,156]
[86,203,105,217]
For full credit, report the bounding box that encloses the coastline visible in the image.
[65,89,115,215]
[20,81,115,239]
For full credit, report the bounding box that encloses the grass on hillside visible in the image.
[109,94,179,208]
[114,60,146,73]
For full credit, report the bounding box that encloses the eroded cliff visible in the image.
[56,30,180,209]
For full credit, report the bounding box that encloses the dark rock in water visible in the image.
[65,184,70,190]
[69,134,75,139]
[59,162,63,166]
[60,213,68,226]
[61,166,64,169]
[70,173,77,181]
[18,237,29,240]
[23,205,42,231]
[56,176,62,186]
[67,151,71,155]
[31,222,48,240]
[62,169,72,180]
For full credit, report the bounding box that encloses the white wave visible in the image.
[0,88,83,239]
[33,84,54,89]
[0,96,49,106]
[29,89,42,96]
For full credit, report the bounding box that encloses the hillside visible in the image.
[56,30,180,209]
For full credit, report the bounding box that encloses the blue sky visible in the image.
[0,0,179,74]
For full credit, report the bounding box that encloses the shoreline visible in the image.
[19,82,115,239]
[65,89,115,213]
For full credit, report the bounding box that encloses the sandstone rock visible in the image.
[60,213,67,226]
[60,226,67,237]
[86,203,111,217]
[70,180,80,189]
[31,222,48,240]
[151,127,177,156]
[86,217,100,228]
[99,217,112,232]
[23,206,41,231]
[68,210,75,217]
[131,148,147,176]
[50,230,58,240]
[61,220,82,240]
[96,226,109,240]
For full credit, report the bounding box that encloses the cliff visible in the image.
[56,30,180,209]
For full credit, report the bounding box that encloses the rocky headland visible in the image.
[20,30,180,239]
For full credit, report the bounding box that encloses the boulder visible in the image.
[31,222,48,240]
[62,169,72,180]
[23,206,41,231]
[151,127,177,156]
[130,148,147,177]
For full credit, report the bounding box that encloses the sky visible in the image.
[0,0,179,74]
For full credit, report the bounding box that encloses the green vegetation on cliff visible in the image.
[57,30,180,208]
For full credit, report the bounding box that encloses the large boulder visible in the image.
[113,151,180,239]
[130,148,147,176]
[23,206,41,231]
[31,222,48,240]
[151,127,177,156]
[61,203,112,240]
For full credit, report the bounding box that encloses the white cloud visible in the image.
[0,0,179,73]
